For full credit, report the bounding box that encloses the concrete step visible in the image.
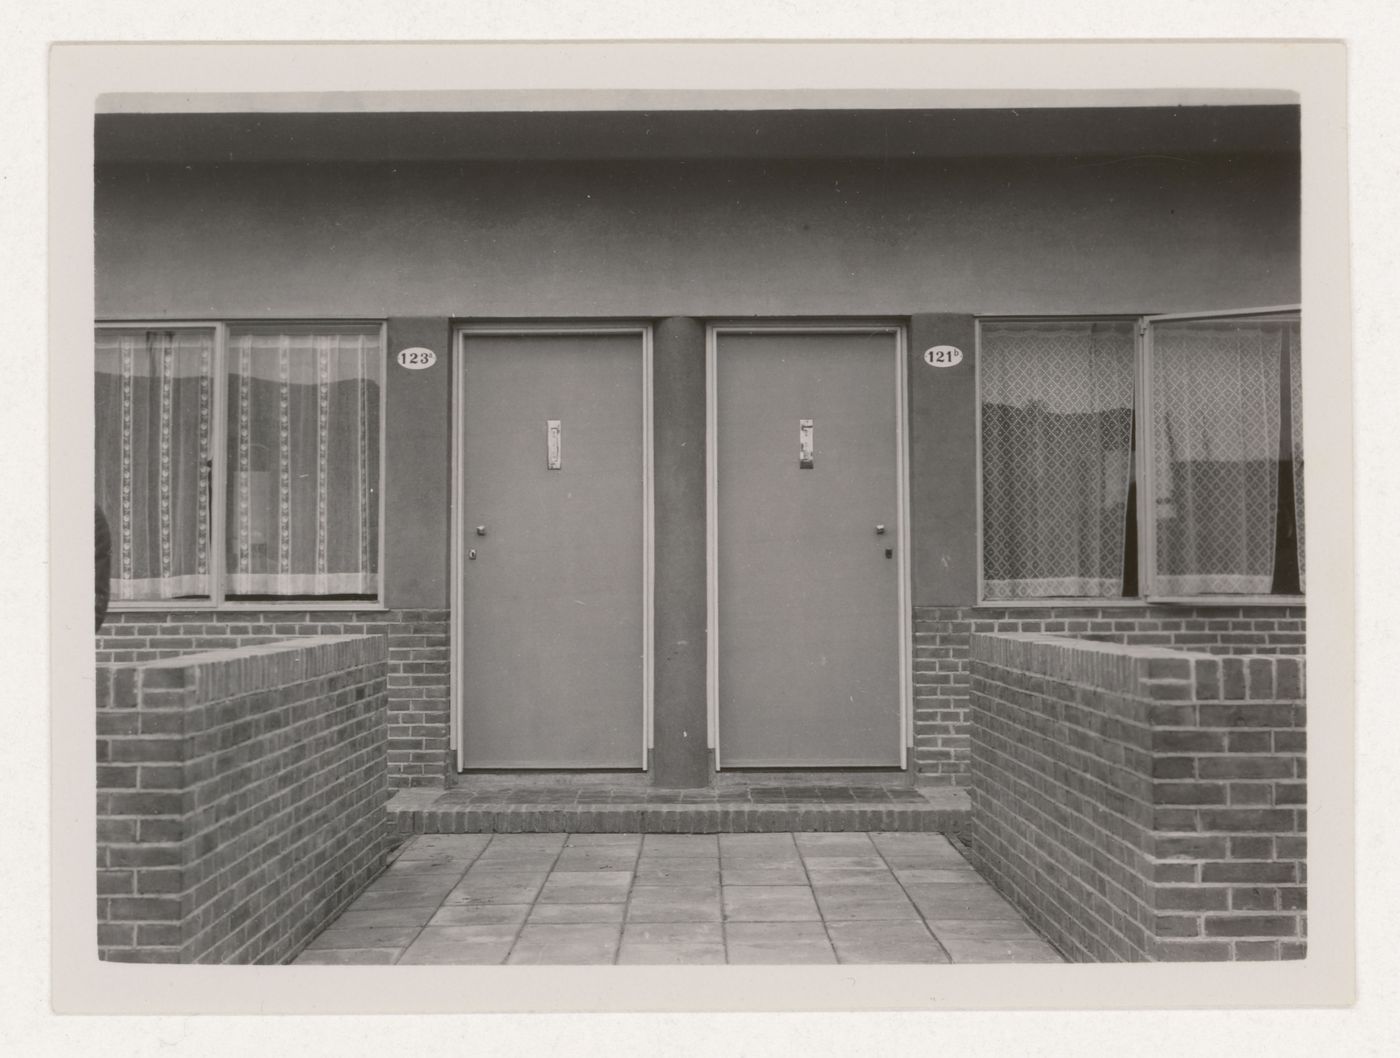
[388,784,970,837]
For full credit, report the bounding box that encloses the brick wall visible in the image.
[96,635,395,963]
[966,632,1306,961]
[97,610,449,789]
[914,605,1306,785]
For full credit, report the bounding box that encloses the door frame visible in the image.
[450,321,655,771]
[705,320,914,770]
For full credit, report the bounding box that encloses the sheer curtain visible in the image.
[94,328,214,600]
[980,320,1136,599]
[1149,318,1284,595]
[225,325,381,597]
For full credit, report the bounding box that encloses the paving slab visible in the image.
[399,924,519,965]
[527,903,627,924]
[553,848,641,872]
[626,885,723,923]
[294,947,400,965]
[307,925,422,950]
[443,872,547,906]
[904,882,1025,921]
[826,921,951,964]
[720,864,809,886]
[935,936,1064,963]
[635,861,722,886]
[618,923,726,964]
[564,833,644,848]
[811,883,921,921]
[724,922,836,964]
[429,904,530,927]
[722,885,822,922]
[507,924,622,965]
[350,888,450,911]
[641,834,721,857]
[331,907,438,929]
[794,833,878,856]
[537,871,634,904]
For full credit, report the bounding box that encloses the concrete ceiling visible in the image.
[95,106,1298,164]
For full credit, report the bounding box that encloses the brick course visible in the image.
[97,610,448,789]
[913,605,1306,785]
[966,632,1306,961]
[96,635,394,963]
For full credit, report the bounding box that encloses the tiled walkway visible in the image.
[294,831,1064,965]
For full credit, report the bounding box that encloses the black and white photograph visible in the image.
[40,36,1363,1026]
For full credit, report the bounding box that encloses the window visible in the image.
[978,310,1303,602]
[95,322,384,606]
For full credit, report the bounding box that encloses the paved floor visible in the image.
[294,831,1064,965]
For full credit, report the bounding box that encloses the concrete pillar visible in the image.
[908,313,980,607]
[650,317,710,787]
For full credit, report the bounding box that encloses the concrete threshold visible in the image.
[388,785,970,837]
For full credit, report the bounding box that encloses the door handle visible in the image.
[875,524,886,535]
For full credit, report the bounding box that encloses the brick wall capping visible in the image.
[110,635,387,704]
[970,632,1305,704]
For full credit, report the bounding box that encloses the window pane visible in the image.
[225,325,382,598]
[979,320,1136,599]
[95,328,215,601]
[1149,315,1298,596]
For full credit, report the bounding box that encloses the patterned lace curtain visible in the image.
[225,325,381,597]
[980,320,1136,599]
[94,328,214,600]
[1288,321,1305,592]
[1149,318,1283,595]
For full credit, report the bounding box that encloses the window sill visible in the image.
[107,600,388,614]
[973,595,1306,610]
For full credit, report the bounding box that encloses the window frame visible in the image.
[96,319,389,612]
[974,306,1305,609]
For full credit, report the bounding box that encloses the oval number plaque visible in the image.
[923,345,964,368]
[396,347,437,370]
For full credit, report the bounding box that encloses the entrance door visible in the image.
[711,325,906,767]
[456,327,648,768]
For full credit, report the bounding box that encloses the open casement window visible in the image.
[977,307,1303,604]
[1141,308,1303,601]
[95,322,385,608]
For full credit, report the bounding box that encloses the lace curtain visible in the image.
[225,326,381,597]
[1149,318,1287,596]
[1288,322,1305,592]
[94,329,214,600]
[980,320,1136,599]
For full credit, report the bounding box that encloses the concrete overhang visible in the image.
[95,101,1299,165]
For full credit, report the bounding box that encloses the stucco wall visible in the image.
[96,154,1299,319]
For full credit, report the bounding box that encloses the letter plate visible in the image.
[547,419,562,470]
[799,419,814,469]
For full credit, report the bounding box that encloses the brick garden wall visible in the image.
[96,635,395,963]
[914,605,1306,785]
[98,610,449,789]
[966,632,1306,961]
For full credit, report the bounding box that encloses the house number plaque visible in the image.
[396,347,437,370]
[923,345,963,368]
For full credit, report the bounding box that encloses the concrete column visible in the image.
[650,317,710,787]
[908,314,980,607]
